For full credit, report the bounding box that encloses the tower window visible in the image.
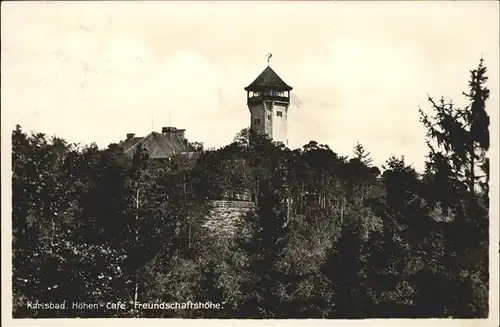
[254,118,261,125]
[276,111,283,117]
[267,114,271,120]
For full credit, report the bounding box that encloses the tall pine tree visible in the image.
[419,58,490,317]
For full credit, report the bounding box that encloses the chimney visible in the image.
[162,126,177,133]
[162,126,185,138]
[126,133,135,139]
[177,129,186,140]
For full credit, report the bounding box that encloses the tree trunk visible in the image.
[50,216,55,253]
[287,197,290,224]
[300,182,304,213]
[188,222,192,250]
[184,173,187,200]
[341,196,345,224]
[133,282,139,316]
[134,187,140,316]
[470,143,475,194]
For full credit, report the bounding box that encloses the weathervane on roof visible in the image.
[266,53,272,66]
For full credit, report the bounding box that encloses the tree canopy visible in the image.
[12,59,490,318]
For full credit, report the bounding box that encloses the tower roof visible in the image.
[244,66,293,92]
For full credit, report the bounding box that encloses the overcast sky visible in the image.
[2,1,498,171]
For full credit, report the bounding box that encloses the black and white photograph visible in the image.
[1,1,499,326]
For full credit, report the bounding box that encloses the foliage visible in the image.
[12,59,490,318]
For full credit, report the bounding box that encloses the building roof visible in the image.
[244,66,293,92]
[120,129,195,160]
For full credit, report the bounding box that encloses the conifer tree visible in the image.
[353,142,374,167]
[419,58,490,317]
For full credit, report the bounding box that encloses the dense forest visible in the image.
[12,59,490,318]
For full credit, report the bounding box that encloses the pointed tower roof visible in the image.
[244,66,293,92]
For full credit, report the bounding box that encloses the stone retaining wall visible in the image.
[203,200,256,238]
[210,200,255,209]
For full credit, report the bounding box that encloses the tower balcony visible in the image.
[247,90,290,106]
[247,95,290,106]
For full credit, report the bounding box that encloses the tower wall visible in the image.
[249,102,270,136]
[249,100,289,145]
[272,102,289,145]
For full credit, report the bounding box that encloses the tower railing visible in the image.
[247,95,290,106]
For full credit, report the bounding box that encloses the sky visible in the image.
[2,1,499,171]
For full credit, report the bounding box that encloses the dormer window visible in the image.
[276,111,283,117]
